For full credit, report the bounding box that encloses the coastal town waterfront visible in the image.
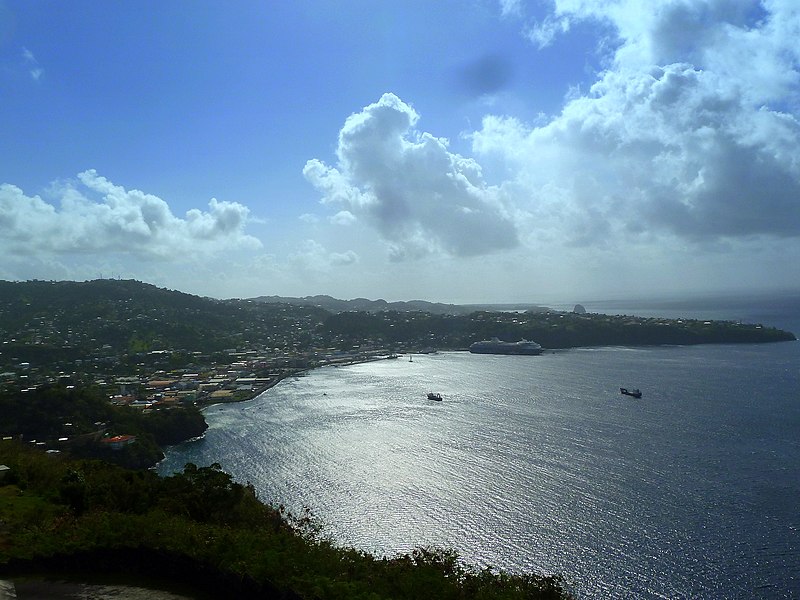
[160,312,800,599]
[3,281,799,596]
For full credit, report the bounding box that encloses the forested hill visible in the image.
[0,279,327,360]
[0,279,794,375]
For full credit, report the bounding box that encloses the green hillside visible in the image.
[0,442,573,599]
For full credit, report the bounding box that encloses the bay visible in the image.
[159,336,800,599]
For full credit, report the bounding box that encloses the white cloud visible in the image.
[0,184,60,251]
[330,210,356,226]
[470,0,800,243]
[330,249,359,266]
[288,239,359,271]
[526,15,571,48]
[0,170,260,260]
[499,0,523,17]
[22,47,44,81]
[304,93,520,259]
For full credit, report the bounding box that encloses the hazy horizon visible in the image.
[7,277,799,313]
[2,2,799,302]
[242,284,800,307]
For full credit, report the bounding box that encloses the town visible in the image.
[0,279,796,599]
[1,279,794,465]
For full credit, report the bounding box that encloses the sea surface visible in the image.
[159,298,800,599]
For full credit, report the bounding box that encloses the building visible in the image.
[99,434,137,450]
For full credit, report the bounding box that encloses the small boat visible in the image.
[409,355,413,362]
[620,387,642,398]
[427,392,442,401]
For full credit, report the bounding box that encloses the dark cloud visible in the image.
[455,54,514,97]
[471,2,800,245]
[648,137,800,238]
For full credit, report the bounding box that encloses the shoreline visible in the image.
[151,342,798,599]
[162,337,798,460]
[194,353,405,410]
[156,354,405,471]
[190,335,797,412]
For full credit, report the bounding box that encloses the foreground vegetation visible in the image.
[0,442,573,599]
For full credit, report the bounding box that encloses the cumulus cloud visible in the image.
[304,93,520,259]
[330,249,360,266]
[289,240,359,271]
[330,210,356,226]
[476,0,800,243]
[0,170,260,259]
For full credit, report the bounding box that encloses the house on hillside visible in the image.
[99,435,137,450]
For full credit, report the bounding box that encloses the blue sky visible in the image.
[2,1,799,303]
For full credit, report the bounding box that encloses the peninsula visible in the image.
[1,278,794,464]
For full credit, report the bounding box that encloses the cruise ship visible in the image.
[468,337,544,355]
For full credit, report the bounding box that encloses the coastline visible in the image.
[155,353,409,464]
[160,335,797,463]
[194,353,404,411]
[189,331,797,413]
[154,341,800,598]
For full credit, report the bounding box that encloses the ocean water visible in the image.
[158,303,800,599]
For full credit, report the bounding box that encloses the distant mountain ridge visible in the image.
[248,294,549,315]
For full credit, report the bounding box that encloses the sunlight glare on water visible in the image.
[159,344,800,598]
